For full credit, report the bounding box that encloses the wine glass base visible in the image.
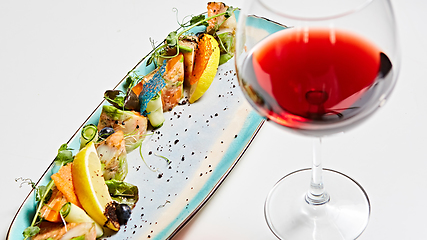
[265,168,370,240]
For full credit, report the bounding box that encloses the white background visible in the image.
[1,0,426,239]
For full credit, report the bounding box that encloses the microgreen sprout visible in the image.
[23,179,55,239]
[124,68,144,93]
[23,143,74,239]
[138,144,158,173]
[15,177,36,189]
[146,6,237,67]
[54,143,74,167]
[157,200,171,209]
[154,153,172,165]
[104,90,126,109]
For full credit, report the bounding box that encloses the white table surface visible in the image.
[1,0,426,239]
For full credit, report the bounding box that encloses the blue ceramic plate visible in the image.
[7,12,287,240]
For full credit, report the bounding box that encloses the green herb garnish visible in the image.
[54,143,74,166]
[103,90,126,109]
[154,153,172,165]
[23,144,74,239]
[105,179,139,208]
[23,226,41,239]
[146,6,237,67]
[23,179,54,239]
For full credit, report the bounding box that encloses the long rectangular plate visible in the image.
[5,10,289,240]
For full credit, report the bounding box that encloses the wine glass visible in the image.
[234,0,399,239]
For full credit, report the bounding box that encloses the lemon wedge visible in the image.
[72,142,120,231]
[189,34,220,103]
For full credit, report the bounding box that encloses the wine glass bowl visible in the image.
[235,0,399,239]
[236,0,399,137]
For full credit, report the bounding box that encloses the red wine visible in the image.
[239,28,392,135]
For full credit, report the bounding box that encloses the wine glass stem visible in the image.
[305,138,330,205]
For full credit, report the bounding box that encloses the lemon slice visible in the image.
[189,34,220,103]
[72,142,120,231]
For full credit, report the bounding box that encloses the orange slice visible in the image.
[188,34,220,103]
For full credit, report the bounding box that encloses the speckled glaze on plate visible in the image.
[7,12,287,240]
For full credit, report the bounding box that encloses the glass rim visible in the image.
[256,0,375,21]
